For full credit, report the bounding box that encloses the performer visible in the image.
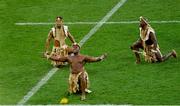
[130,16,177,64]
[48,43,107,100]
[44,16,76,66]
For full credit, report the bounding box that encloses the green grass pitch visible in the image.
[0,0,180,105]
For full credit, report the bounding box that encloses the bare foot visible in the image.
[81,95,86,101]
[85,89,92,93]
[136,60,141,64]
[172,49,177,58]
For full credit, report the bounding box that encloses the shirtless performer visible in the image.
[130,16,177,64]
[48,43,107,100]
[44,16,76,66]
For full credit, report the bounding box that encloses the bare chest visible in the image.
[68,55,85,64]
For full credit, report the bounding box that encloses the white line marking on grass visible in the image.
[17,68,59,105]
[15,20,180,25]
[79,0,127,46]
[17,0,127,105]
[21,104,133,106]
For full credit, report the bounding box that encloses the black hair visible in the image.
[56,16,63,19]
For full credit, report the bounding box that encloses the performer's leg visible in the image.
[155,50,163,62]
[79,73,86,100]
[172,49,177,58]
[84,72,92,93]
[68,74,73,94]
[162,50,177,61]
[130,39,143,64]
[156,49,177,62]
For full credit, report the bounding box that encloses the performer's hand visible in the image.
[45,51,50,55]
[46,55,51,59]
[43,51,50,58]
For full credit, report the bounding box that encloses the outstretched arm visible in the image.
[66,46,74,54]
[84,53,107,62]
[49,55,68,62]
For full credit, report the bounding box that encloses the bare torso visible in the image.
[53,27,66,47]
[67,54,86,74]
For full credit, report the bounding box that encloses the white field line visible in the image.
[23,104,131,106]
[17,0,127,105]
[15,20,180,25]
[17,68,59,105]
[79,0,127,46]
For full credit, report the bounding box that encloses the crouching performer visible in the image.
[44,16,76,67]
[130,16,177,64]
[48,43,107,100]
